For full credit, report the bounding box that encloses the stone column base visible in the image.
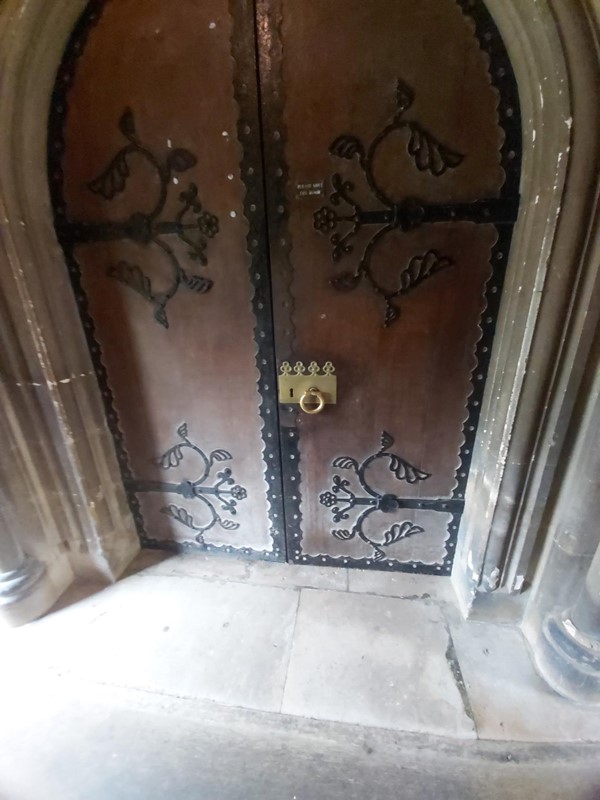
[0,556,45,604]
[534,612,600,704]
[0,555,73,628]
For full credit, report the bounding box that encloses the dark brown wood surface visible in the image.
[54,0,518,571]
[263,0,507,567]
[60,0,274,553]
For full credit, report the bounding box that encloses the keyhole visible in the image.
[289,388,294,398]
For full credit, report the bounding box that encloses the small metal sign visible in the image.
[296,180,324,199]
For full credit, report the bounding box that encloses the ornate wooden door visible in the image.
[260,0,520,573]
[50,0,520,574]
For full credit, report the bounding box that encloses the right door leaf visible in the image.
[262,0,521,573]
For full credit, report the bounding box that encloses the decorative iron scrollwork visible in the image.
[127,423,247,545]
[60,108,220,329]
[320,430,462,562]
[314,79,519,327]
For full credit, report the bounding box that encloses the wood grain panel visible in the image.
[266,0,511,570]
[57,0,278,555]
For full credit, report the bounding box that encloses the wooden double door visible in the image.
[50,0,521,574]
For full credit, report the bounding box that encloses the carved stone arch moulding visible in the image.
[452,0,587,616]
[0,0,144,623]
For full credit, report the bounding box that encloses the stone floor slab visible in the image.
[126,550,252,581]
[247,560,348,591]
[126,551,348,592]
[348,570,456,603]
[3,575,299,713]
[450,620,600,742]
[281,588,476,737]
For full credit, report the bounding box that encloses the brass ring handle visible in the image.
[299,386,326,415]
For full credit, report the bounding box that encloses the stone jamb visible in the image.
[0,0,139,626]
[454,0,600,618]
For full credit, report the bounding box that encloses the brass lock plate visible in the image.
[278,361,337,405]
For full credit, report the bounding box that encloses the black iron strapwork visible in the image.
[319,430,463,562]
[313,79,520,327]
[127,423,247,545]
[57,108,220,329]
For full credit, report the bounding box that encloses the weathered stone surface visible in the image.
[246,560,348,591]
[348,570,455,602]
[3,575,299,713]
[451,620,600,742]
[281,588,476,737]
[1,675,600,800]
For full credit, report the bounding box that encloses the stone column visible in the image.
[570,547,600,643]
[533,538,600,703]
[0,488,46,621]
[524,334,600,703]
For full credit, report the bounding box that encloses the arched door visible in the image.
[49,0,521,574]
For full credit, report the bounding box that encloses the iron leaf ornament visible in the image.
[127,422,248,545]
[314,78,514,327]
[319,430,431,562]
[64,108,220,328]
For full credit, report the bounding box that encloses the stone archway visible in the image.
[0,0,598,695]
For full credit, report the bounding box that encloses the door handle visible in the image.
[299,387,326,414]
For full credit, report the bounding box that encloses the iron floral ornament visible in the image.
[127,423,247,545]
[62,108,220,328]
[319,431,432,562]
[314,79,518,327]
